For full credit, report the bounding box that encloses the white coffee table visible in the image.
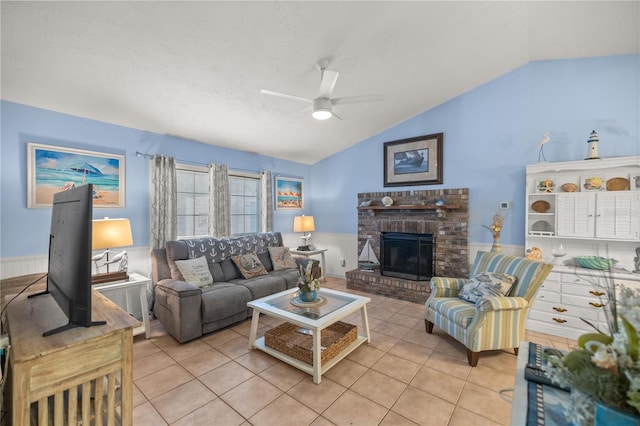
[247,287,370,384]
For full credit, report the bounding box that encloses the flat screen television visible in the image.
[29,184,106,336]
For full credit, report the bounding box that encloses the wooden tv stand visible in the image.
[4,290,137,425]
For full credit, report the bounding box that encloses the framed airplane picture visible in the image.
[384,133,443,187]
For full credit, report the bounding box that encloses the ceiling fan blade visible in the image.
[332,94,384,105]
[260,89,311,103]
[317,70,339,98]
[331,109,343,120]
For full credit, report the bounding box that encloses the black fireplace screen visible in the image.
[380,232,434,281]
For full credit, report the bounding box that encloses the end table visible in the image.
[93,272,151,338]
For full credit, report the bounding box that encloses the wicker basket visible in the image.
[606,177,629,191]
[264,321,357,365]
[560,182,578,192]
[531,200,550,213]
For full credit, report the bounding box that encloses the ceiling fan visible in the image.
[260,63,384,120]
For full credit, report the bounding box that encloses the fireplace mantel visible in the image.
[357,204,460,211]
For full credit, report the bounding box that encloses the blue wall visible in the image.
[0,102,311,257]
[313,55,640,246]
[2,55,639,258]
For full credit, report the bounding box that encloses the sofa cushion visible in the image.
[258,251,274,272]
[200,283,252,323]
[220,259,241,281]
[458,272,517,304]
[174,256,213,287]
[231,252,268,279]
[231,274,287,299]
[268,268,300,290]
[268,246,298,270]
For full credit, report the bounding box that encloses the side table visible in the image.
[93,272,151,338]
[290,248,327,281]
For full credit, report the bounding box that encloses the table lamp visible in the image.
[293,215,315,251]
[92,217,133,283]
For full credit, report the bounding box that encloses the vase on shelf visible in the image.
[299,290,317,302]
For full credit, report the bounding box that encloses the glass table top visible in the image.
[266,290,356,320]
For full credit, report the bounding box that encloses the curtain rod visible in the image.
[135,151,264,174]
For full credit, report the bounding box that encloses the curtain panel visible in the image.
[150,155,177,249]
[208,163,231,238]
[260,170,273,232]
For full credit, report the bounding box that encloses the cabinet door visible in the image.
[557,193,596,237]
[595,192,640,240]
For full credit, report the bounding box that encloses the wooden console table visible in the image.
[5,290,137,425]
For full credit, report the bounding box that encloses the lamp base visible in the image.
[92,271,129,284]
[296,245,311,251]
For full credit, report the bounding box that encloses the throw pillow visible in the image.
[458,272,517,304]
[231,252,268,279]
[174,256,213,288]
[268,246,297,270]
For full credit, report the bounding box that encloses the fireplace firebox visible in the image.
[380,232,434,281]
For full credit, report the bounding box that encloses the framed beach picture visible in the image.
[27,143,125,208]
[274,176,303,209]
[383,133,443,187]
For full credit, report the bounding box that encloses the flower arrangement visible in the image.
[544,278,640,424]
[297,262,321,293]
[482,213,504,238]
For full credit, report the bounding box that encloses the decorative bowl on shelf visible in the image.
[574,256,615,270]
[531,200,550,213]
[381,196,393,207]
[561,182,578,192]
[531,221,552,232]
[606,177,630,191]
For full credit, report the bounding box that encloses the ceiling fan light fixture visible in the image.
[312,98,332,120]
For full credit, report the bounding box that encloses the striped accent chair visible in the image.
[425,251,552,366]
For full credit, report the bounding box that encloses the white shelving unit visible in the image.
[525,155,640,339]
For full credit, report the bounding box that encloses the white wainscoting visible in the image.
[1,246,152,280]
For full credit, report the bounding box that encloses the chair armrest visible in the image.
[429,277,466,297]
[476,296,529,312]
[155,278,201,297]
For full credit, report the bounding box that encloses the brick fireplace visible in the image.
[346,188,469,304]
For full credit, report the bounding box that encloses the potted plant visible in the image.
[297,262,321,302]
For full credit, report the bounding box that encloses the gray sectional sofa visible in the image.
[150,232,317,343]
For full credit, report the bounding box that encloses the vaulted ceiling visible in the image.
[2,1,639,164]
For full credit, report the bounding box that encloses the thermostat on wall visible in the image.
[499,202,511,210]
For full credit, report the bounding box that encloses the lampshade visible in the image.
[92,218,133,250]
[293,215,315,233]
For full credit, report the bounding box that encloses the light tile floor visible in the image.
[132,278,576,425]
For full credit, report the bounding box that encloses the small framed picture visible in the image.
[581,176,605,191]
[630,174,640,191]
[274,176,303,209]
[536,178,555,193]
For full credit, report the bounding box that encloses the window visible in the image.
[176,165,261,238]
[230,173,261,235]
[176,165,209,238]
